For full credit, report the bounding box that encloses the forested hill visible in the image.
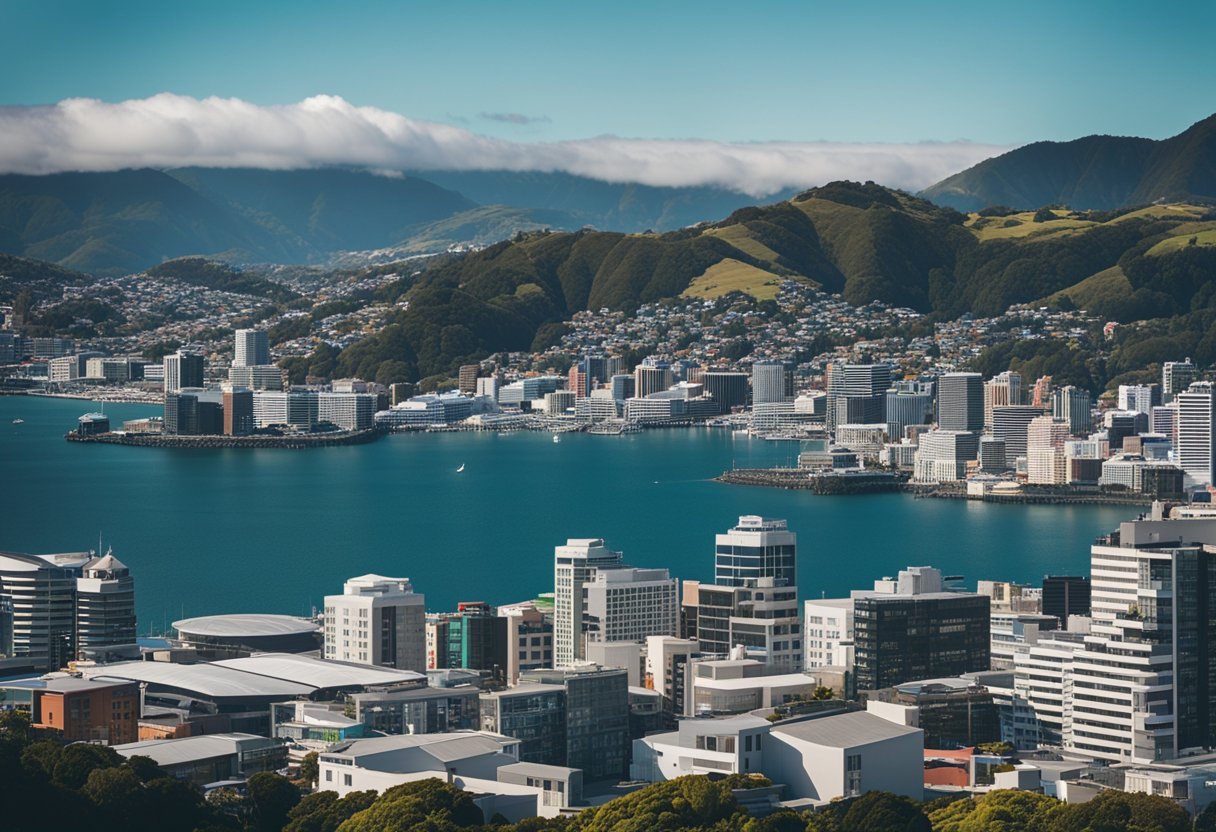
[921,112,1216,211]
[340,181,1216,380]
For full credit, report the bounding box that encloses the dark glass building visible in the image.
[853,592,990,691]
[1041,576,1091,622]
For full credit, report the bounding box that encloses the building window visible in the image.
[344,774,352,787]
[845,754,862,797]
[325,770,333,782]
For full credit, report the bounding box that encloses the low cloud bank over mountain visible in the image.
[0,94,1007,196]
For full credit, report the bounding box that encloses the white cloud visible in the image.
[0,93,1009,196]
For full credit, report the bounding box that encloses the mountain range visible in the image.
[921,113,1216,211]
[0,167,775,276]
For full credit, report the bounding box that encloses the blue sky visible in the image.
[3,0,1214,145]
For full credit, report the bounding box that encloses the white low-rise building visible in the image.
[318,732,582,820]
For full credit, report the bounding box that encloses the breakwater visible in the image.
[65,427,386,449]
[718,468,907,495]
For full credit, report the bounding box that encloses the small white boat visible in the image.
[552,434,561,444]
[11,418,23,424]
[456,463,465,473]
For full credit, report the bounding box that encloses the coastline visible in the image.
[716,467,1159,507]
[65,427,386,449]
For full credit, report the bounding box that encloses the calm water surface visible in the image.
[0,396,1132,633]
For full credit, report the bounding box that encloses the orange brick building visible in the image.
[32,678,139,745]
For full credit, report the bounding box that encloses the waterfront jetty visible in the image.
[66,427,386,449]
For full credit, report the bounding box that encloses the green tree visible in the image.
[52,742,121,790]
[840,791,930,832]
[246,771,301,832]
[297,751,319,786]
[124,754,167,783]
[338,778,483,832]
[83,765,142,820]
[930,790,1063,832]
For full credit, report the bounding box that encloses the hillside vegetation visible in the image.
[327,181,1216,382]
[922,112,1216,211]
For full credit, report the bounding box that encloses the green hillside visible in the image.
[921,113,1216,211]
[343,182,1216,381]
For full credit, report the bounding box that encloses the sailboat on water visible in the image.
[456,463,465,473]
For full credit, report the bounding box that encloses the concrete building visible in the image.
[1177,382,1216,487]
[427,602,509,683]
[348,684,481,736]
[645,636,701,721]
[318,732,581,820]
[984,371,1024,431]
[714,515,797,589]
[1163,358,1199,402]
[584,567,678,648]
[686,578,803,672]
[115,733,287,786]
[938,372,984,433]
[163,350,204,393]
[1052,385,1093,436]
[1026,416,1070,485]
[458,364,480,395]
[913,430,979,483]
[686,657,821,717]
[752,361,792,405]
[75,550,135,653]
[317,392,377,431]
[233,329,270,368]
[631,710,924,805]
[634,361,674,399]
[992,405,1044,466]
[827,363,892,429]
[223,388,254,435]
[482,666,630,782]
[885,387,934,440]
[497,599,553,684]
[1042,576,1090,621]
[0,550,91,667]
[804,598,855,670]
[324,575,426,672]
[553,539,622,667]
[1118,384,1160,415]
[227,364,284,391]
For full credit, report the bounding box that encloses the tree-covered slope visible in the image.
[921,113,1216,211]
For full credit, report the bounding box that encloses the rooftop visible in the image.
[85,661,313,699]
[114,733,276,767]
[773,711,922,747]
[172,613,320,638]
[212,653,424,690]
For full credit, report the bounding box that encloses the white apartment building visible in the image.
[1177,382,1216,487]
[913,430,978,483]
[233,329,270,368]
[228,365,284,391]
[1026,416,1070,485]
[583,567,678,647]
[803,599,854,670]
[553,539,624,667]
[324,575,426,672]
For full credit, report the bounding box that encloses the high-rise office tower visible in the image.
[938,372,984,433]
[751,361,791,405]
[163,351,204,393]
[885,385,934,439]
[1177,382,1216,487]
[1026,416,1070,485]
[427,602,509,682]
[458,364,480,395]
[553,539,623,667]
[1052,385,1092,436]
[984,371,1024,430]
[913,430,980,483]
[0,550,89,668]
[702,372,749,412]
[991,404,1043,465]
[1163,358,1198,401]
[233,329,269,368]
[223,388,254,436]
[1031,375,1054,408]
[1152,403,1179,446]
[634,360,674,398]
[75,550,136,653]
[713,515,797,588]
[323,575,426,672]
[827,363,892,428]
[1118,384,1160,415]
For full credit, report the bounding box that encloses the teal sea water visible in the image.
[0,396,1132,634]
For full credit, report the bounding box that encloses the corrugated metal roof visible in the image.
[173,614,319,638]
[114,733,277,767]
[83,661,313,699]
[214,653,423,689]
[773,711,922,748]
